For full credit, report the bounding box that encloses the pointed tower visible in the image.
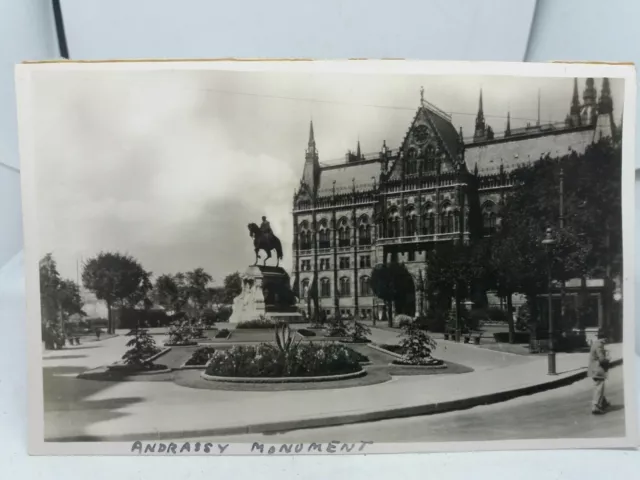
[505,110,511,137]
[598,78,613,115]
[582,78,597,125]
[301,120,320,194]
[566,78,582,127]
[536,89,541,127]
[594,78,616,141]
[473,88,487,142]
[356,139,362,160]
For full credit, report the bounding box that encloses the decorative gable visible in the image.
[387,103,465,180]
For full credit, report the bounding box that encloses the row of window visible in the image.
[301,256,371,271]
[301,276,372,298]
[386,211,459,236]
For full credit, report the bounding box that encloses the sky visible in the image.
[29,68,624,300]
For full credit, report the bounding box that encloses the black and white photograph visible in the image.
[16,60,637,454]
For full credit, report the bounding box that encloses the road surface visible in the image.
[210,366,625,443]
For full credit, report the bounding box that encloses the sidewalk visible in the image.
[43,329,623,441]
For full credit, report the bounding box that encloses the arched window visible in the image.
[339,277,351,297]
[301,278,310,297]
[421,203,435,235]
[425,145,436,172]
[406,148,418,175]
[405,206,417,236]
[320,278,331,298]
[338,217,351,247]
[299,221,311,250]
[359,276,372,296]
[318,218,330,248]
[440,203,454,234]
[358,215,371,245]
[387,208,400,238]
[482,202,497,235]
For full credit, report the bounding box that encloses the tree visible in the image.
[82,252,150,334]
[370,262,414,327]
[426,242,485,337]
[39,254,85,348]
[185,268,213,320]
[223,272,242,303]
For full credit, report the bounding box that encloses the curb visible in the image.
[200,368,366,384]
[55,359,623,442]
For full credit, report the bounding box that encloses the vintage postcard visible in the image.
[16,60,637,455]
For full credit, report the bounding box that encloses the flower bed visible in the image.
[235,318,275,329]
[165,340,198,346]
[391,357,445,367]
[204,342,363,378]
[108,362,169,373]
[185,346,216,366]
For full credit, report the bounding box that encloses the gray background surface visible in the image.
[0,0,638,477]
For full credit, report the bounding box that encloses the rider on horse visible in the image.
[260,216,273,242]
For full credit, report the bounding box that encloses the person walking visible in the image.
[588,328,611,414]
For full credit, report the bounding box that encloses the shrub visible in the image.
[486,307,509,323]
[327,316,349,337]
[297,328,316,337]
[493,331,530,343]
[394,314,412,328]
[205,342,362,378]
[215,328,230,339]
[399,320,438,364]
[350,321,371,343]
[235,317,275,329]
[167,322,197,346]
[185,346,216,366]
[216,306,233,323]
[191,323,205,338]
[122,328,160,367]
[201,309,217,325]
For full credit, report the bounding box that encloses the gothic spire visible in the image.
[536,89,541,126]
[598,77,613,115]
[356,139,361,159]
[505,110,511,137]
[474,88,487,142]
[308,119,316,149]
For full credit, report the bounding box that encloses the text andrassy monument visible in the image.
[228,217,302,324]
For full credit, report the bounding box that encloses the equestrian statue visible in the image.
[248,216,283,267]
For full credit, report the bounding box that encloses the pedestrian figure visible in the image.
[588,328,611,414]
[95,327,102,340]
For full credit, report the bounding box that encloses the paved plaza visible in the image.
[42,325,624,442]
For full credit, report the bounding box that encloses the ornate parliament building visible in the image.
[292,78,618,324]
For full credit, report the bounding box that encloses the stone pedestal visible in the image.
[228,265,303,324]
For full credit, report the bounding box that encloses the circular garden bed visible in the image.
[202,342,366,383]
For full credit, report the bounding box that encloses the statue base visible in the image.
[228,265,303,324]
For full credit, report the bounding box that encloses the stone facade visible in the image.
[292,79,618,321]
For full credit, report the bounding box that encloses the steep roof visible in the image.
[464,127,596,175]
[424,106,463,162]
[316,159,382,196]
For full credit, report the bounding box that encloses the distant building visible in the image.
[292,79,618,334]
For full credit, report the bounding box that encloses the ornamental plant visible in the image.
[398,320,437,365]
[167,321,195,345]
[327,316,349,337]
[350,321,371,343]
[122,328,159,367]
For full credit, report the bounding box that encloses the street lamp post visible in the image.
[542,227,557,375]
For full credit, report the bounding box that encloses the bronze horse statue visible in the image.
[248,223,283,267]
